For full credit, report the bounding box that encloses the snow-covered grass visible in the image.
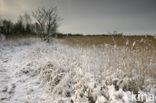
[0,37,155,103]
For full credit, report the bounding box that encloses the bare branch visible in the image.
[32,7,60,36]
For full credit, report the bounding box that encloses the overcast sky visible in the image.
[0,0,156,34]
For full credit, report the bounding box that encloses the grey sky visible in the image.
[0,0,156,34]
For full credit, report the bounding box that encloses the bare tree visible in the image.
[22,13,34,34]
[23,13,32,25]
[32,7,60,41]
[42,7,58,35]
[1,20,13,35]
[32,8,45,35]
[0,16,2,26]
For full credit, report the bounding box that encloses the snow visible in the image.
[0,38,156,103]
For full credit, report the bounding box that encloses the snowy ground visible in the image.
[0,38,156,103]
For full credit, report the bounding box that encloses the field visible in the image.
[0,35,156,103]
[63,35,156,48]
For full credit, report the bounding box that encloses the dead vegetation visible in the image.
[63,35,156,50]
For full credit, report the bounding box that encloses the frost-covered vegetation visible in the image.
[0,38,156,103]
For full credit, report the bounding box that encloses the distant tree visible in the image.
[14,16,24,34]
[32,7,60,41]
[32,8,46,35]
[22,13,33,34]
[43,7,58,35]
[33,22,40,34]
[0,8,61,37]
[1,20,13,35]
[0,17,2,25]
[0,17,2,33]
[26,23,31,33]
[23,13,32,26]
[17,13,34,34]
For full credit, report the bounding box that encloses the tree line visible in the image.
[0,13,35,35]
[0,7,60,40]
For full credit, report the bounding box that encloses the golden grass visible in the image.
[62,35,156,82]
[62,35,156,50]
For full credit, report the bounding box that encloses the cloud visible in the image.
[0,0,156,34]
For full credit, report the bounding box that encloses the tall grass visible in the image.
[1,37,155,102]
[33,38,156,102]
